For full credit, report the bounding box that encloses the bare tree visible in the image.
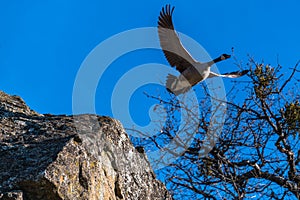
[131,58,300,199]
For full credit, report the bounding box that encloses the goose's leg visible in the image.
[208,70,249,79]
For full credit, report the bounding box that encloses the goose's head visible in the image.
[220,54,231,60]
[211,53,232,64]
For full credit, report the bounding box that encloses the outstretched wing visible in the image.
[208,70,249,78]
[158,5,197,73]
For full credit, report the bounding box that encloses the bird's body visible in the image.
[182,62,212,85]
[158,5,249,95]
[167,62,210,94]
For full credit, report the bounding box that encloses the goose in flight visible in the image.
[158,5,249,95]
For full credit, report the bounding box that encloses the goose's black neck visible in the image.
[207,54,231,66]
[205,56,223,66]
[213,56,223,63]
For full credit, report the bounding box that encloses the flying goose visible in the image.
[158,5,249,95]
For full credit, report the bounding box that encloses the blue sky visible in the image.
[0,0,299,118]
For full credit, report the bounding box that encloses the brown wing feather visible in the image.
[158,5,197,73]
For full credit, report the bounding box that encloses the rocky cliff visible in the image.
[0,91,172,200]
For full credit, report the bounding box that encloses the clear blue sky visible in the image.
[0,0,299,117]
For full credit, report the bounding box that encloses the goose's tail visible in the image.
[166,74,190,96]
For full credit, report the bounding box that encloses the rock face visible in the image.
[0,91,172,200]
